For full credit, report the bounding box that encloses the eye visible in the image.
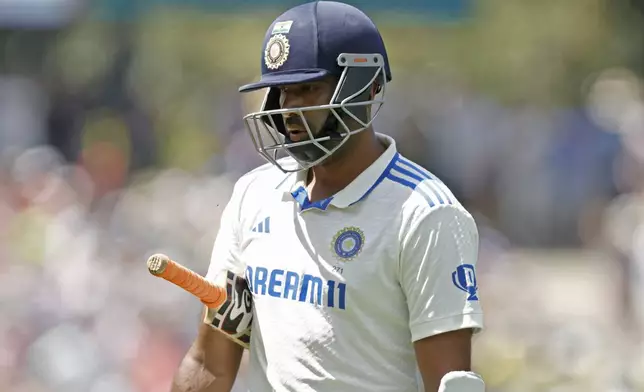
[279,83,320,96]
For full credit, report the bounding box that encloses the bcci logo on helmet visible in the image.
[264,34,290,70]
[452,264,479,301]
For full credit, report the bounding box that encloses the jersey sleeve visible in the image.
[399,204,484,342]
[205,177,247,283]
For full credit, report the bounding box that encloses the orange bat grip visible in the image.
[148,255,226,308]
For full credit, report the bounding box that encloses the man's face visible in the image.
[278,77,337,142]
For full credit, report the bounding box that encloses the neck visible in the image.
[306,130,385,202]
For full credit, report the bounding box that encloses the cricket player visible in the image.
[172,1,484,391]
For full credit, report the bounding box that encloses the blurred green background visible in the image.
[1,0,644,391]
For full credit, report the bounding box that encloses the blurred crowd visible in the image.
[2,0,644,391]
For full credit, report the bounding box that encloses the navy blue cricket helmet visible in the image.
[239,1,392,172]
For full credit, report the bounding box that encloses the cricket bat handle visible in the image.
[146,253,226,308]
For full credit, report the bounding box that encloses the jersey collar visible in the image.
[278,133,399,211]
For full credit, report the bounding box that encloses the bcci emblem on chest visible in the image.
[331,227,365,262]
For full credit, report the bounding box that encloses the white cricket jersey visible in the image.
[206,133,484,392]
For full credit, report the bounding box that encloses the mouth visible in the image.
[286,129,307,142]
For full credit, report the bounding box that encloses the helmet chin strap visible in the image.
[286,112,345,164]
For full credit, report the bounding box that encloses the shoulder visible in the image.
[230,158,293,199]
[384,154,476,236]
[385,153,462,211]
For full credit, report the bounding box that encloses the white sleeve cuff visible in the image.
[410,313,484,342]
[438,371,485,392]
